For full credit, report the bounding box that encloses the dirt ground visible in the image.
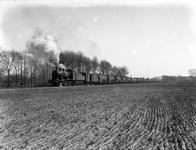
[0,84,196,150]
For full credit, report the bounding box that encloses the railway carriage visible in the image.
[73,73,85,85]
[121,77,126,83]
[99,74,108,84]
[81,73,91,84]
[108,75,115,84]
[90,74,99,84]
[115,76,122,84]
[125,76,132,83]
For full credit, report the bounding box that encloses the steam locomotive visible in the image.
[48,66,145,86]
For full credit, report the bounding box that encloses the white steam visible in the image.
[59,63,66,69]
[26,28,60,65]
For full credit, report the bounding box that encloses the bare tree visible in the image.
[83,56,92,73]
[188,69,196,77]
[76,51,84,73]
[26,54,35,86]
[92,56,99,74]
[120,66,129,77]
[110,65,118,75]
[0,67,4,87]
[23,50,27,86]
[100,60,111,75]
[0,48,15,87]
[11,50,23,86]
[60,50,77,69]
[188,69,196,83]
[116,67,123,76]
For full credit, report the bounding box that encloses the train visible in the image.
[48,66,148,86]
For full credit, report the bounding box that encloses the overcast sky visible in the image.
[0,0,196,77]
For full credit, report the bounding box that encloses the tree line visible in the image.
[0,48,129,87]
[60,50,129,76]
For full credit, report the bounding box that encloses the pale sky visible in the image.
[0,0,196,77]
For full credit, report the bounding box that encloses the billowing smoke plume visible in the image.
[26,28,60,66]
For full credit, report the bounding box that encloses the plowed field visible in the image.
[0,84,196,150]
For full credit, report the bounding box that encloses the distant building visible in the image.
[161,75,195,84]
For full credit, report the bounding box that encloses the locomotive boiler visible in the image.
[49,67,74,86]
[52,67,73,81]
[49,66,86,86]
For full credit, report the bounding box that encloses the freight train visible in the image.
[48,66,145,86]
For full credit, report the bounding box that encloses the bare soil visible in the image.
[0,84,196,150]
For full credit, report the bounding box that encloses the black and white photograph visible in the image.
[0,0,196,149]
